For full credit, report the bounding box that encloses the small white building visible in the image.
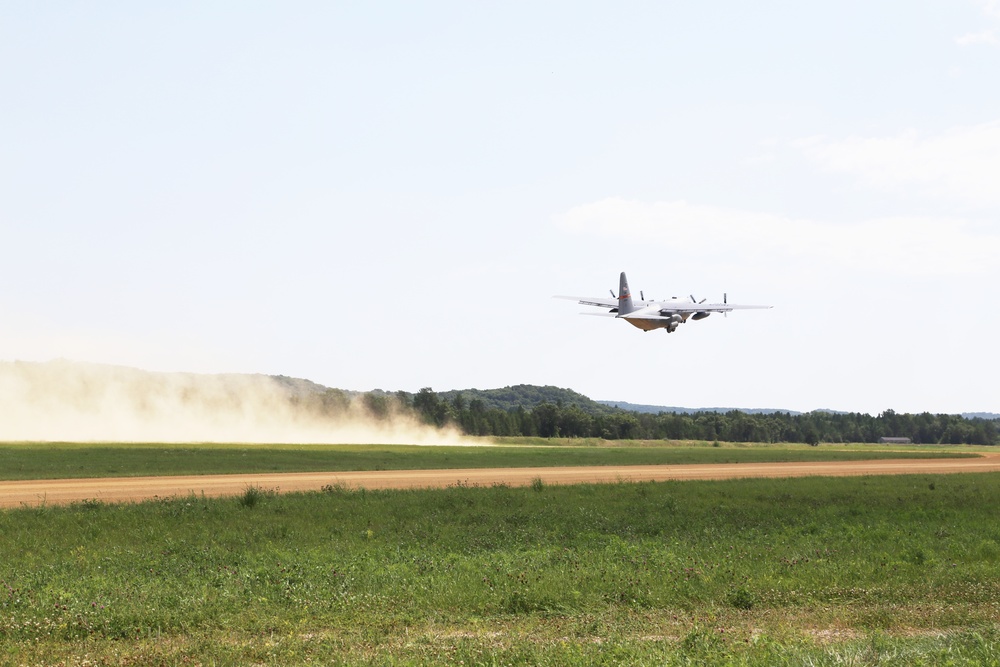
[878,436,912,444]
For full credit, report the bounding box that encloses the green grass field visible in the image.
[3,463,1000,665]
[0,439,977,480]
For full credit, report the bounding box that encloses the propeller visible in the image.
[640,290,645,301]
[609,289,617,299]
[690,294,706,304]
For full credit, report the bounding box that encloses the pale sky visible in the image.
[2,1,999,415]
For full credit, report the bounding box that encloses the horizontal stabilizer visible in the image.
[554,295,619,309]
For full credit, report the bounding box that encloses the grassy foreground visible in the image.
[3,472,1000,665]
[0,440,977,480]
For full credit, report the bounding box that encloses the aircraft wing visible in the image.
[653,302,772,314]
[623,302,772,320]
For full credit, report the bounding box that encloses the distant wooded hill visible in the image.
[597,401,998,421]
[435,385,610,414]
[963,412,1000,420]
[596,400,806,416]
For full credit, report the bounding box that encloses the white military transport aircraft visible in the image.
[556,272,771,334]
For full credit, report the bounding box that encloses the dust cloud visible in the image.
[0,360,472,445]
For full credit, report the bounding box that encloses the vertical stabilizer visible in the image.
[618,272,635,316]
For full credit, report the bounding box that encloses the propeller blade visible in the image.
[690,294,696,303]
[610,289,617,299]
[640,290,644,300]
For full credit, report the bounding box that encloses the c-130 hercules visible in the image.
[556,272,771,334]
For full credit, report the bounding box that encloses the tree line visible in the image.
[404,389,998,445]
[303,387,997,445]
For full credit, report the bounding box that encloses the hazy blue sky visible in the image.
[3,1,999,414]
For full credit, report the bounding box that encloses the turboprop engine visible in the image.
[689,295,710,321]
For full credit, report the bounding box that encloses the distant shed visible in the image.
[878,437,912,444]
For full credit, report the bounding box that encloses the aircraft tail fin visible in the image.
[618,272,635,316]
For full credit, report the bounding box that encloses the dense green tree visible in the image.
[361,392,391,420]
[413,387,450,427]
[318,388,351,415]
[533,403,561,437]
[394,390,412,410]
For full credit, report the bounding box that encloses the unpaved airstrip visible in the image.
[2,453,1000,508]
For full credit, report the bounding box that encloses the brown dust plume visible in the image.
[0,360,470,444]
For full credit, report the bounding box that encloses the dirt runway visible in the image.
[2,453,1000,508]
